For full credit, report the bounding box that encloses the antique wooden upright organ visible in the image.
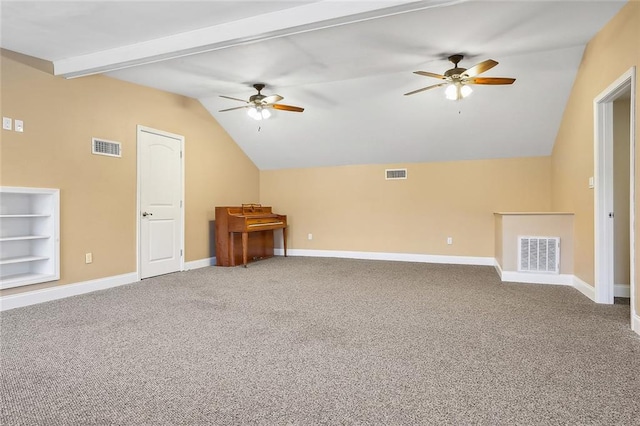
[215,204,287,267]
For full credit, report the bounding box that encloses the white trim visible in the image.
[494,259,504,277]
[614,284,631,298]
[185,257,216,270]
[573,275,596,302]
[494,268,608,303]
[0,272,138,311]
[136,125,185,280]
[497,259,599,301]
[628,68,638,333]
[500,271,573,286]
[274,248,494,266]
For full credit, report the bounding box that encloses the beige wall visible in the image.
[614,98,631,286]
[0,50,259,296]
[261,157,551,257]
[494,213,574,275]
[550,1,639,313]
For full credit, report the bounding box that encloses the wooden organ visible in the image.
[215,204,287,267]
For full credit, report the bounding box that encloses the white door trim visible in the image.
[593,67,636,329]
[136,125,185,280]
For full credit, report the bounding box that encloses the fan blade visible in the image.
[272,104,304,112]
[219,105,249,112]
[403,82,448,96]
[463,59,498,78]
[466,77,515,85]
[262,94,284,104]
[219,95,248,103]
[413,71,446,80]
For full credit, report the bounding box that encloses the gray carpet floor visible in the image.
[1,257,639,425]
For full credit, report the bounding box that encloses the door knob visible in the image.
[142,212,153,217]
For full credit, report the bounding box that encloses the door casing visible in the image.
[593,67,636,330]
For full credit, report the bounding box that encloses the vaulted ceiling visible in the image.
[1,1,627,170]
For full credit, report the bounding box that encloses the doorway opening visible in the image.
[594,67,636,332]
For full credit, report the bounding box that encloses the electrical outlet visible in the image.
[2,117,12,131]
[308,233,313,240]
[14,119,23,132]
[85,253,93,264]
[447,237,453,245]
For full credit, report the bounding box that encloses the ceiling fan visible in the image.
[404,54,515,100]
[219,83,305,120]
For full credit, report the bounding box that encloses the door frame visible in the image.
[593,67,636,325]
[136,125,185,280]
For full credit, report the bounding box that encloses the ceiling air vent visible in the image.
[92,138,121,158]
[385,168,407,180]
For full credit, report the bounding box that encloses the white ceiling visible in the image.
[1,1,627,170]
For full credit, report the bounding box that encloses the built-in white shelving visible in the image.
[0,187,60,289]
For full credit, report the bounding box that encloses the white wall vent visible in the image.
[518,236,560,273]
[385,168,407,180]
[92,138,121,158]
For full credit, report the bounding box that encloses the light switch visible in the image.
[588,176,594,189]
[14,119,23,132]
[2,117,11,131]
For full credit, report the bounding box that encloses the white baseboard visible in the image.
[633,313,640,336]
[494,260,573,285]
[614,284,631,298]
[494,260,504,276]
[495,260,598,301]
[274,248,494,266]
[185,257,216,270]
[0,272,138,311]
[572,275,596,302]
[499,270,574,286]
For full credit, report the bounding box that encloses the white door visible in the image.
[138,126,184,279]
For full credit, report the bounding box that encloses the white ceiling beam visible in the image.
[54,0,466,78]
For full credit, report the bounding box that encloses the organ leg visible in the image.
[283,227,287,257]
[229,232,235,266]
[242,232,248,268]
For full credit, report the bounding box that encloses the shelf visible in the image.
[0,235,50,242]
[0,186,60,288]
[0,255,49,265]
[0,272,58,289]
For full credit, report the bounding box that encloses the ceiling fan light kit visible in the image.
[445,83,472,101]
[220,83,304,120]
[405,54,515,100]
[247,106,271,121]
